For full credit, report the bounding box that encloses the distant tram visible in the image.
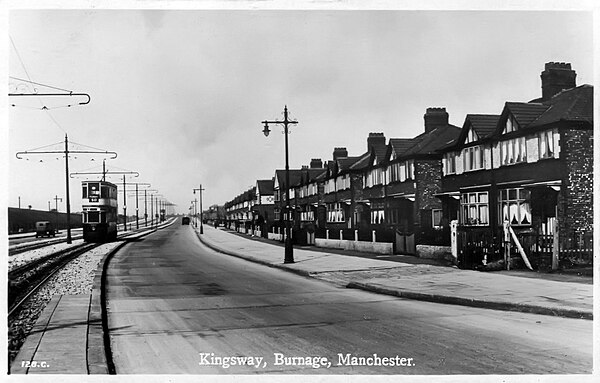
[82,180,118,242]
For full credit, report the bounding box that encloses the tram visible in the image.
[82,180,118,242]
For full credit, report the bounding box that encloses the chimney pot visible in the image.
[423,107,449,133]
[333,147,348,161]
[541,61,576,101]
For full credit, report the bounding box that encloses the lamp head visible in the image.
[262,123,270,137]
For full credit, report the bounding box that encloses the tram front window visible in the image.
[88,211,100,223]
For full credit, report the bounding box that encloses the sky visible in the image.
[2,2,596,216]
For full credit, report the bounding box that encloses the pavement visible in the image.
[9,219,593,374]
[196,224,593,320]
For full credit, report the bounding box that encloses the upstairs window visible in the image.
[336,174,350,190]
[462,146,484,171]
[538,129,556,159]
[465,129,479,144]
[445,152,457,175]
[388,162,400,182]
[325,178,336,194]
[500,137,526,166]
[503,115,518,134]
[403,160,414,181]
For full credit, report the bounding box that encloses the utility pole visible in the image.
[71,169,138,233]
[54,195,62,231]
[262,105,298,263]
[17,134,116,244]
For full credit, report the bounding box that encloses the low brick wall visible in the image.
[315,238,393,254]
[416,245,452,260]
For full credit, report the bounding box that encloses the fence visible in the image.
[457,224,593,270]
[456,227,503,269]
[559,232,593,268]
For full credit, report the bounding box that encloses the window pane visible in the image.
[520,203,531,225]
[478,192,488,203]
[509,202,519,224]
[509,189,517,200]
[502,203,509,221]
[88,211,100,223]
[479,206,489,224]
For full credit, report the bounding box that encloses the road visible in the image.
[105,222,592,374]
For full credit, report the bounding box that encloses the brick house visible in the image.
[361,108,461,253]
[438,62,593,269]
[224,187,256,233]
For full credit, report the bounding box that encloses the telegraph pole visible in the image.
[17,134,116,244]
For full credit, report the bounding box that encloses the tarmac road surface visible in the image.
[104,223,592,374]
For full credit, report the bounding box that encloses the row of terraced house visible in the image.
[221,62,593,270]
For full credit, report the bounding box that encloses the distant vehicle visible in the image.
[82,180,118,242]
[182,217,190,225]
[35,221,56,238]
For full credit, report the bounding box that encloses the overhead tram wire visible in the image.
[9,36,75,134]
[10,37,66,133]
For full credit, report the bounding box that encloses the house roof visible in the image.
[256,179,274,195]
[468,114,501,138]
[299,168,327,184]
[274,169,305,189]
[338,156,362,172]
[389,138,414,158]
[399,124,462,158]
[495,84,593,134]
[349,151,372,171]
[530,84,593,127]
[371,144,388,164]
[504,102,550,127]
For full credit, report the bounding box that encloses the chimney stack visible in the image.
[333,147,348,161]
[541,62,576,101]
[424,107,449,133]
[367,132,386,152]
[310,158,323,168]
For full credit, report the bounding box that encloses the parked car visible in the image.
[182,217,190,225]
[35,221,56,238]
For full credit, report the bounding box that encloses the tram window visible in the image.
[89,183,100,196]
[82,185,87,198]
[100,212,107,223]
[101,186,109,198]
[88,211,100,223]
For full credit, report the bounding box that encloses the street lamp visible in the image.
[193,185,204,234]
[262,105,298,264]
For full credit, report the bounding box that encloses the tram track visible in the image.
[7,220,174,371]
[8,227,152,317]
[8,242,101,318]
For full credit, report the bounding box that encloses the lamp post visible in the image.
[262,105,298,264]
[193,185,204,234]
